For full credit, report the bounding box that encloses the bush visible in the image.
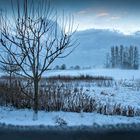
[0,79,96,112]
[54,116,67,126]
[0,76,139,117]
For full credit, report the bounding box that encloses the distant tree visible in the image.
[111,46,115,68]
[74,65,80,70]
[120,45,124,68]
[54,65,60,70]
[123,47,132,69]
[108,45,139,69]
[105,53,110,68]
[70,66,74,70]
[133,46,139,69]
[115,46,119,67]
[60,64,66,70]
[129,46,134,69]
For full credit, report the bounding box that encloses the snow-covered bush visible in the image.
[54,116,67,126]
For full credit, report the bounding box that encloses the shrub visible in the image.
[54,116,67,126]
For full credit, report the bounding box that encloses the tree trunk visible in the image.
[33,78,39,121]
[9,72,12,88]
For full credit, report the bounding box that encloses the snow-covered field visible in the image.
[44,69,140,116]
[0,106,140,126]
[1,68,139,80]
[44,68,140,80]
[0,68,140,126]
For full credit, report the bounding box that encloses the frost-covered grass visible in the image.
[43,69,140,116]
[86,86,140,116]
[0,106,140,126]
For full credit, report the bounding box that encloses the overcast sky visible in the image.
[0,0,140,35]
[52,0,140,34]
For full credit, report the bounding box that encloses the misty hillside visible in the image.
[55,29,140,67]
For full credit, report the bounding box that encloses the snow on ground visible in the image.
[1,68,140,80]
[42,68,140,114]
[87,86,140,108]
[0,68,140,126]
[44,68,140,80]
[0,107,140,126]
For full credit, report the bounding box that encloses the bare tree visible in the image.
[0,0,77,120]
[0,54,20,87]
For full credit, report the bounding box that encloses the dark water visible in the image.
[0,129,140,140]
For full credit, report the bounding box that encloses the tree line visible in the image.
[105,45,139,69]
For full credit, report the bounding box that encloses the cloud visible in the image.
[77,10,87,15]
[96,12,109,17]
[77,8,111,18]
[77,8,94,15]
[110,16,121,20]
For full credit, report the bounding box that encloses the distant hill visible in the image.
[54,29,140,68]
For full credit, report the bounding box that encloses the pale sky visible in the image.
[52,0,140,35]
[0,0,140,35]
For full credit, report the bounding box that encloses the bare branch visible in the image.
[0,0,78,116]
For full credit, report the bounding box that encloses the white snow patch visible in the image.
[0,107,140,126]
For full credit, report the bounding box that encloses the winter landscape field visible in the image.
[0,68,140,127]
[0,0,140,140]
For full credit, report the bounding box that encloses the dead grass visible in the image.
[0,75,139,117]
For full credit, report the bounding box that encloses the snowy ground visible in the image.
[1,68,140,80]
[1,68,140,126]
[44,69,140,116]
[0,107,140,126]
[89,87,140,107]
[44,68,140,80]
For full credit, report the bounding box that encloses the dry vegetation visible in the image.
[0,75,139,117]
[0,75,97,112]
